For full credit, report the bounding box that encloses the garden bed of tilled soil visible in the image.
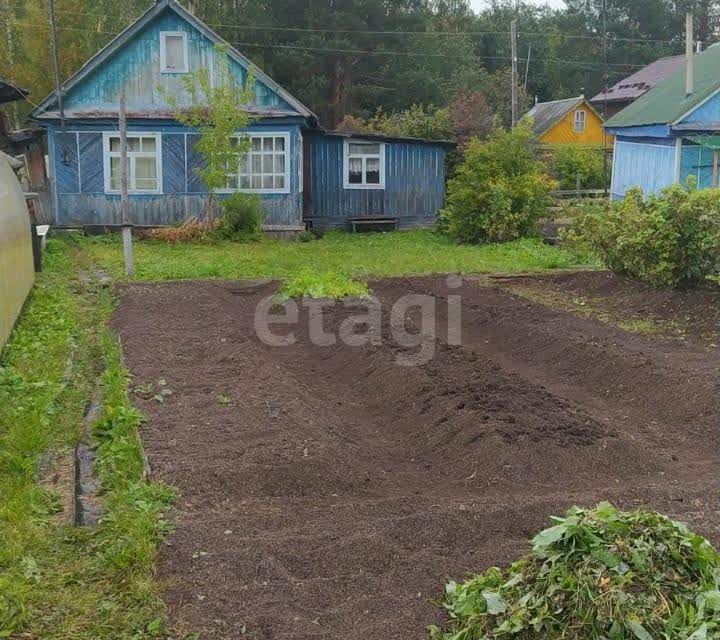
[112,274,719,640]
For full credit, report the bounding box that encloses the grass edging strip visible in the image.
[0,238,178,639]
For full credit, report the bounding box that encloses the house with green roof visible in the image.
[605,43,720,199]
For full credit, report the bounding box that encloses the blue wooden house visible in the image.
[605,44,720,199]
[30,0,449,232]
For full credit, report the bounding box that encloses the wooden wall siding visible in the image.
[78,133,104,193]
[55,132,79,194]
[680,144,715,189]
[63,10,293,114]
[56,193,302,227]
[307,135,446,228]
[163,133,186,194]
[679,91,720,124]
[50,122,304,227]
[611,138,677,199]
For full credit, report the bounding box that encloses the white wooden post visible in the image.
[511,20,518,128]
[119,91,134,277]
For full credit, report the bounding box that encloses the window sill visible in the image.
[343,184,385,190]
[105,190,163,196]
[215,189,291,196]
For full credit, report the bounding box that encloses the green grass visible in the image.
[81,230,597,282]
[279,268,370,300]
[0,239,175,639]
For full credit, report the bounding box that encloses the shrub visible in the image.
[298,230,315,243]
[441,122,557,244]
[431,502,720,640]
[569,184,720,287]
[550,145,608,190]
[448,91,494,149]
[337,105,454,141]
[216,193,264,239]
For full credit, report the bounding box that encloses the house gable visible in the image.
[31,0,314,121]
[676,88,720,125]
[540,100,607,145]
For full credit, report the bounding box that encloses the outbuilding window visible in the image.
[103,133,162,194]
[574,109,586,133]
[160,31,188,73]
[223,133,290,193]
[343,140,385,189]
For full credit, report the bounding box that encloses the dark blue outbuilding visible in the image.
[30,0,450,232]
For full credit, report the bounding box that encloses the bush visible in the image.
[569,185,720,287]
[338,104,455,141]
[298,230,315,243]
[216,193,264,239]
[431,503,720,640]
[441,122,556,244]
[550,145,608,190]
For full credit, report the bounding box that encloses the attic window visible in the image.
[574,109,586,133]
[160,32,188,73]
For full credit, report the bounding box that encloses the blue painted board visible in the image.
[611,138,677,198]
[307,134,445,228]
[63,8,294,114]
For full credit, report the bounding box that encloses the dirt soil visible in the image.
[111,273,720,640]
[491,270,720,344]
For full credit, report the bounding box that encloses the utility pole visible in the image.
[511,19,518,128]
[686,11,694,98]
[602,0,609,196]
[119,91,134,277]
[48,0,65,129]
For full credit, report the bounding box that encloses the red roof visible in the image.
[591,55,686,105]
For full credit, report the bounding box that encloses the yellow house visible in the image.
[525,96,612,146]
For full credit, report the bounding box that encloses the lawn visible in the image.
[81,230,596,281]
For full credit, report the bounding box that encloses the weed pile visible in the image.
[139,216,219,243]
[431,503,720,640]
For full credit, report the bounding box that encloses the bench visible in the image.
[349,217,399,233]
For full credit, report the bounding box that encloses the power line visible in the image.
[6,4,684,45]
[11,21,656,71]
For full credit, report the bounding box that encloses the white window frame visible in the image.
[102,132,163,195]
[574,109,587,133]
[218,132,291,195]
[160,31,189,74]
[343,139,386,189]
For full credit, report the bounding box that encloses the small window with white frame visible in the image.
[223,133,290,193]
[160,31,188,73]
[103,133,162,194]
[344,140,385,189]
[574,109,586,133]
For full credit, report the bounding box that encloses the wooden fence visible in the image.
[0,156,34,351]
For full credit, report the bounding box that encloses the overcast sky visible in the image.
[469,0,567,11]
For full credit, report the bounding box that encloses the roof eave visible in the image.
[311,128,455,147]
